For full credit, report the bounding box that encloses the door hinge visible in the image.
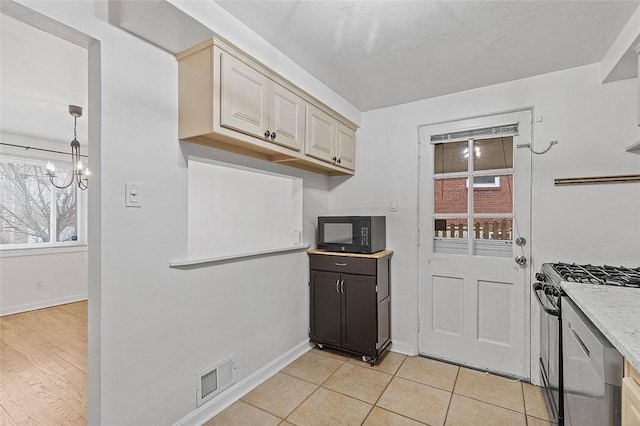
[417,315,420,333]
[308,327,311,336]
[375,285,378,293]
[417,229,420,247]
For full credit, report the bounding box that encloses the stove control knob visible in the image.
[535,272,546,282]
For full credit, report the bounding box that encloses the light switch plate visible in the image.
[125,182,142,207]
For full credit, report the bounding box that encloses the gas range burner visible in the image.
[551,263,640,288]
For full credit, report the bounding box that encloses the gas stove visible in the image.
[539,262,640,288]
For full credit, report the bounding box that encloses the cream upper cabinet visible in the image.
[177,38,357,176]
[270,84,305,152]
[221,52,304,152]
[305,105,355,170]
[220,52,270,138]
[305,104,336,162]
[336,122,356,171]
[623,360,640,426]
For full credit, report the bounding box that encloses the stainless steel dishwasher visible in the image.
[562,296,623,426]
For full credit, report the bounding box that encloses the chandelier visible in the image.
[46,105,89,190]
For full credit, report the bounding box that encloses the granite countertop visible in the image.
[561,282,640,372]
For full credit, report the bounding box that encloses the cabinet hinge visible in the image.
[375,342,379,350]
[375,285,378,293]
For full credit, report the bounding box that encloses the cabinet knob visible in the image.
[270,132,276,139]
[332,156,337,162]
[264,130,270,138]
[337,158,341,164]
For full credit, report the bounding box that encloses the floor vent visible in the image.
[196,355,235,407]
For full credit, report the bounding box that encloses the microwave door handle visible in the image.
[533,282,559,317]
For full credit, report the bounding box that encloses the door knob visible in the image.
[515,237,526,246]
[515,255,527,266]
[264,130,270,138]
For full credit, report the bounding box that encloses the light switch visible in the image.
[389,198,398,212]
[125,183,141,207]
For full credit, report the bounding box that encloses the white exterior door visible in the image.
[418,110,532,379]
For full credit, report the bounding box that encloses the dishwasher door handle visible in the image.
[568,323,591,359]
[533,282,559,316]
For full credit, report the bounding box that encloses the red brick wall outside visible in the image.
[434,176,513,214]
[434,176,514,240]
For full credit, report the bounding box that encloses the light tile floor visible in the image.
[205,348,554,426]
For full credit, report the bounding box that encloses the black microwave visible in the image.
[317,216,386,254]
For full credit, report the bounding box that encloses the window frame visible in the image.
[432,137,514,257]
[0,150,87,251]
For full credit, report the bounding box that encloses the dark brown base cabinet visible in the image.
[308,250,392,365]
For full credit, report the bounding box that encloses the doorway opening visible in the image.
[0,1,101,423]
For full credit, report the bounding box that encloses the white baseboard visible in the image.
[390,341,418,356]
[0,294,88,317]
[174,339,313,426]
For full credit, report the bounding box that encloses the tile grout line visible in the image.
[444,365,461,424]
[281,352,349,425]
[522,381,529,426]
[363,354,431,425]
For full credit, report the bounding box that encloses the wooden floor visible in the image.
[0,301,87,425]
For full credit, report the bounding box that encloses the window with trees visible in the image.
[0,154,84,248]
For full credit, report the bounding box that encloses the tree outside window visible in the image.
[0,156,79,247]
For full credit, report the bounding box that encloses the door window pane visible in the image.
[434,218,468,238]
[473,175,513,214]
[473,137,513,171]
[434,141,468,174]
[434,178,468,214]
[473,218,513,241]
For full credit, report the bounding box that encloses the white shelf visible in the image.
[169,244,310,267]
[626,140,640,154]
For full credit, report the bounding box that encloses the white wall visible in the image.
[0,250,88,315]
[328,63,640,373]
[10,1,339,424]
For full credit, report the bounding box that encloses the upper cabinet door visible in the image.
[305,104,336,162]
[336,122,356,170]
[220,53,269,138]
[270,84,305,152]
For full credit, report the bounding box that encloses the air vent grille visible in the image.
[196,355,235,407]
[200,369,218,399]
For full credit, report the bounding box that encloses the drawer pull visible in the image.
[334,262,347,267]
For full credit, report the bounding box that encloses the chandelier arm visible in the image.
[48,173,75,189]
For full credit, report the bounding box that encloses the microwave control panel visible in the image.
[361,226,369,246]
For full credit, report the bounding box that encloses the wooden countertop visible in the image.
[307,249,393,259]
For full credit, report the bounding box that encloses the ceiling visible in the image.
[215,0,639,111]
[0,13,88,146]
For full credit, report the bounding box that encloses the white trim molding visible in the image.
[174,340,312,426]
